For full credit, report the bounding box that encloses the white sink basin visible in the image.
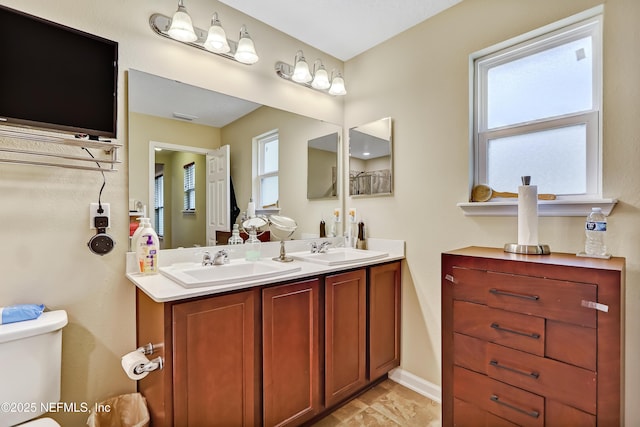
[159,260,301,288]
[290,248,388,266]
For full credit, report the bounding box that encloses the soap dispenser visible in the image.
[245,229,261,261]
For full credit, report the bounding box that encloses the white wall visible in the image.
[0,1,342,424]
[345,0,640,424]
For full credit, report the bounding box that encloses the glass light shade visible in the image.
[329,75,347,96]
[167,3,198,43]
[311,66,331,90]
[292,55,312,83]
[234,26,259,64]
[204,14,230,53]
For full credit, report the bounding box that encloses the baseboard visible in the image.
[388,367,442,403]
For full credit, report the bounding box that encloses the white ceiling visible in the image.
[219,0,463,61]
[130,1,463,127]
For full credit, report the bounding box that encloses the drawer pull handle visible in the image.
[490,322,540,339]
[490,288,539,301]
[445,274,457,284]
[489,359,540,379]
[490,394,540,419]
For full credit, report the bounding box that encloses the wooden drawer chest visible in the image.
[442,247,624,426]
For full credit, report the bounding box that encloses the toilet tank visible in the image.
[0,310,68,427]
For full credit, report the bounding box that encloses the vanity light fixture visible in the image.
[275,50,347,96]
[149,1,259,65]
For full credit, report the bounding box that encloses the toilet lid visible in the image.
[19,418,61,427]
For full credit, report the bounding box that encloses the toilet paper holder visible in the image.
[133,342,163,374]
[136,342,157,355]
[133,356,163,375]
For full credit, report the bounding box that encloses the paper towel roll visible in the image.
[121,351,150,381]
[517,185,538,246]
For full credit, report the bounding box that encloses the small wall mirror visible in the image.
[307,132,339,200]
[349,117,392,196]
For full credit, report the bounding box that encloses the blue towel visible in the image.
[0,304,45,324]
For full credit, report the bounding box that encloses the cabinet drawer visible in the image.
[546,320,596,371]
[454,398,519,427]
[486,343,596,415]
[454,366,544,427]
[487,272,597,327]
[450,267,491,304]
[454,301,545,356]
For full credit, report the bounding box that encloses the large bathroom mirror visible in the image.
[307,132,339,200]
[128,69,343,249]
[349,117,392,196]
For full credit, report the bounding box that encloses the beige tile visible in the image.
[330,398,368,422]
[370,389,441,427]
[341,407,402,426]
[311,379,442,427]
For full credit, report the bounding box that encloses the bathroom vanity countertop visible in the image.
[126,238,405,303]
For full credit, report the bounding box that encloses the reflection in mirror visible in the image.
[307,132,339,200]
[349,117,392,196]
[128,69,343,248]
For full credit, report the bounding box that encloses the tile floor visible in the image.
[311,379,441,426]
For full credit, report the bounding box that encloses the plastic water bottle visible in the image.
[585,207,607,256]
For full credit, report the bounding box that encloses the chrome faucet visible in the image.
[310,241,331,254]
[202,250,229,266]
[212,249,229,265]
[202,251,213,266]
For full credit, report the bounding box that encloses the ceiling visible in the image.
[219,0,463,61]
[130,1,463,127]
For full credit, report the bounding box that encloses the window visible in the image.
[253,130,279,209]
[154,174,164,237]
[183,162,195,211]
[473,11,602,198]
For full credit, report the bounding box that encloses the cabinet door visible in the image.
[325,269,367,407]
[263,279,321,427]
[369,261,401,380]
[172,289,259,427]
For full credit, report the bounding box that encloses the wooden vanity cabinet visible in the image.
[262,279,322,427]
[442,247,624,427]
[136,260,402,427]
[368,262,401,380]
[136,288,260,427]
[325,269,367,408]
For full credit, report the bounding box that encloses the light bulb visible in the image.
[167,0,197,43]
[204,13,230,53]
[292,51,312,83]
[234,26,259,64]
[329,73,347,96]
[311,65,330,90]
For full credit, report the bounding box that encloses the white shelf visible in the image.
[457,198,618,217]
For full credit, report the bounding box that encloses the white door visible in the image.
[206,145,230,245]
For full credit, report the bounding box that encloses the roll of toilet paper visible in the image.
[517,185,539,246]
[121,351,150,381]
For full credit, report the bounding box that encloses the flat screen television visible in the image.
[0,5,118,139]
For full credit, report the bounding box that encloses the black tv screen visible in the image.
[0,5,118,138]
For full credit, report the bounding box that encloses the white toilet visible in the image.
[0,310,67,427]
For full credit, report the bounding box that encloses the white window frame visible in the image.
[460,5,616,216]
[252,129,279,210]
[154,173,164,237]
[183,161,196,212]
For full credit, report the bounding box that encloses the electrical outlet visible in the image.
[89,203,110,229]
